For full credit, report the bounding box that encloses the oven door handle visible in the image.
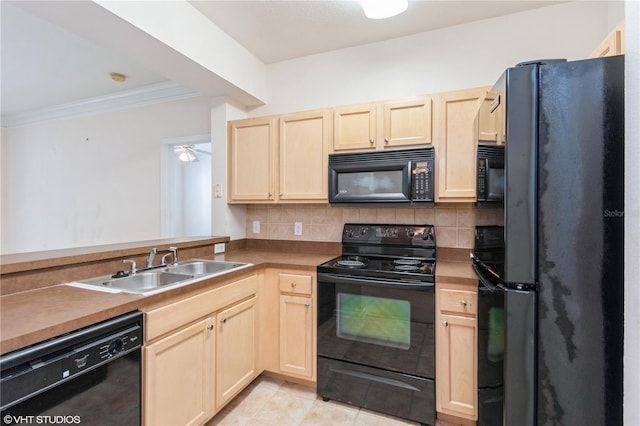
[318,273,434,290]
[470,253,506,292]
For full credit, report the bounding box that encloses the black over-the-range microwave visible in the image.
[328,147,434,205]
[476,143,505,206]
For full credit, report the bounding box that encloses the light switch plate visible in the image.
[214,183,223,199]
[253,221,260,234]
[214,243,225,254]
[294,222,303,236]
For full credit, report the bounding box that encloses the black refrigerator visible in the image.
[472,55,624,426]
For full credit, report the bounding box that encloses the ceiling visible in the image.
[1,0,565,118]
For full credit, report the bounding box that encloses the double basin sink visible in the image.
[73,260,252,295]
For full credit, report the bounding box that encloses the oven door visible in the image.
[317,272,435,424]
[317,273,434,378]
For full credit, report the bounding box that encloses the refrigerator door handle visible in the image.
[470,253,506,291]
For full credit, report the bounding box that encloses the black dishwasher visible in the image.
[1,311,143,425]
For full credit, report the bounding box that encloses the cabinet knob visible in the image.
[369,139,375,145]
[268,192,273,198]
[442,320,449,327]
[291,282,297,288]
[384,137,389,144]
[305,303,310,308]
[221,318,227,324]
[460,300,468,307]
[279,192,283,197]
[207,324,214,330]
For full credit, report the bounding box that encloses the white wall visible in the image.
[251,1,612,117]
[624,1,640,423]
[1,96,211,253]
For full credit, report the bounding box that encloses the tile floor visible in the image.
[206,375,460,426]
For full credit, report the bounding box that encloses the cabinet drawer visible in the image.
[279,273,312,295]
[439,288,477,315]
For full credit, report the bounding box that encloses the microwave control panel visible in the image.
[412,160,433,201]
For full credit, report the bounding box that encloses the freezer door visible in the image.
[504,64,538,287]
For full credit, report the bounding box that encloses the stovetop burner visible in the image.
[395,264,420,272]
[336,258,366,268]
[394,258,423,266]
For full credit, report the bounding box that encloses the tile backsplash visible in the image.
[245,205,503,249]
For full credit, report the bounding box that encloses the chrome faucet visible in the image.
[146,248,158,268]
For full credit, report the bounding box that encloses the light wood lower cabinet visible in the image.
[143,317,215,426]
[216,297,257,410]
[143,274,258,425]
[259,269,317,382]
[436,283,478,422]
[279,294,314,378]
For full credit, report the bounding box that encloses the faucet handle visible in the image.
[168,246,179,265]
[123,259,137,274]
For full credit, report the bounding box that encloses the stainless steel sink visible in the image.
[166,260,249,276]
[70,260,252,295]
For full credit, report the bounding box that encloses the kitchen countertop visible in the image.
[0,248,339,355]
[0,247,478,355]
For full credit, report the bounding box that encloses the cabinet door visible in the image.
[228,117,276,201]
[333,103,377,151]
[434,88,485,202]
[382,97,432,148]
[589,20,625,58]
[279,294,314,378]
[279,110,330,201]
[436,313,477,420]
[216,297,257,410]
[476,89,504,144]
[144,317,214,426]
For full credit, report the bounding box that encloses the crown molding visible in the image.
[1,82,201,128]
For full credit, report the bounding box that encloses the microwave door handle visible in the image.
[470,253,506,291]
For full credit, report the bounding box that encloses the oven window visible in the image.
[337,170,403,195]
[337,293,410,349]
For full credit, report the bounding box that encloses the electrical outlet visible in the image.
[253,220,260,234]
[214,183,222,199]
[294,222,303,236]
[214,243,225,254]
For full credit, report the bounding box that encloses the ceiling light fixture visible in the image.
[175,145,199,162]
[110,72,126,82]
[360,0,408,19]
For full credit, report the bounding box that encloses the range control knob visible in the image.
[422,228,434,240]
[346,230,354,238]
[407,229,415,238]
[359,228,368,236]
[108,338,124,355]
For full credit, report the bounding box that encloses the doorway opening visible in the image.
[161,135,211,238]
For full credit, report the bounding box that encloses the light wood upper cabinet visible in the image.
[383,97,432,148]
[333,103,377,151]
[279,110,330,201]
[228,110,330,204]
[333,97,432,151]
[436,284,478,421]
[589,20,625,58]
[228,117,276,201]
[434,88,486,202]
[216,297,257,410]
[143,317,215,426]
[477,89,505,145]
